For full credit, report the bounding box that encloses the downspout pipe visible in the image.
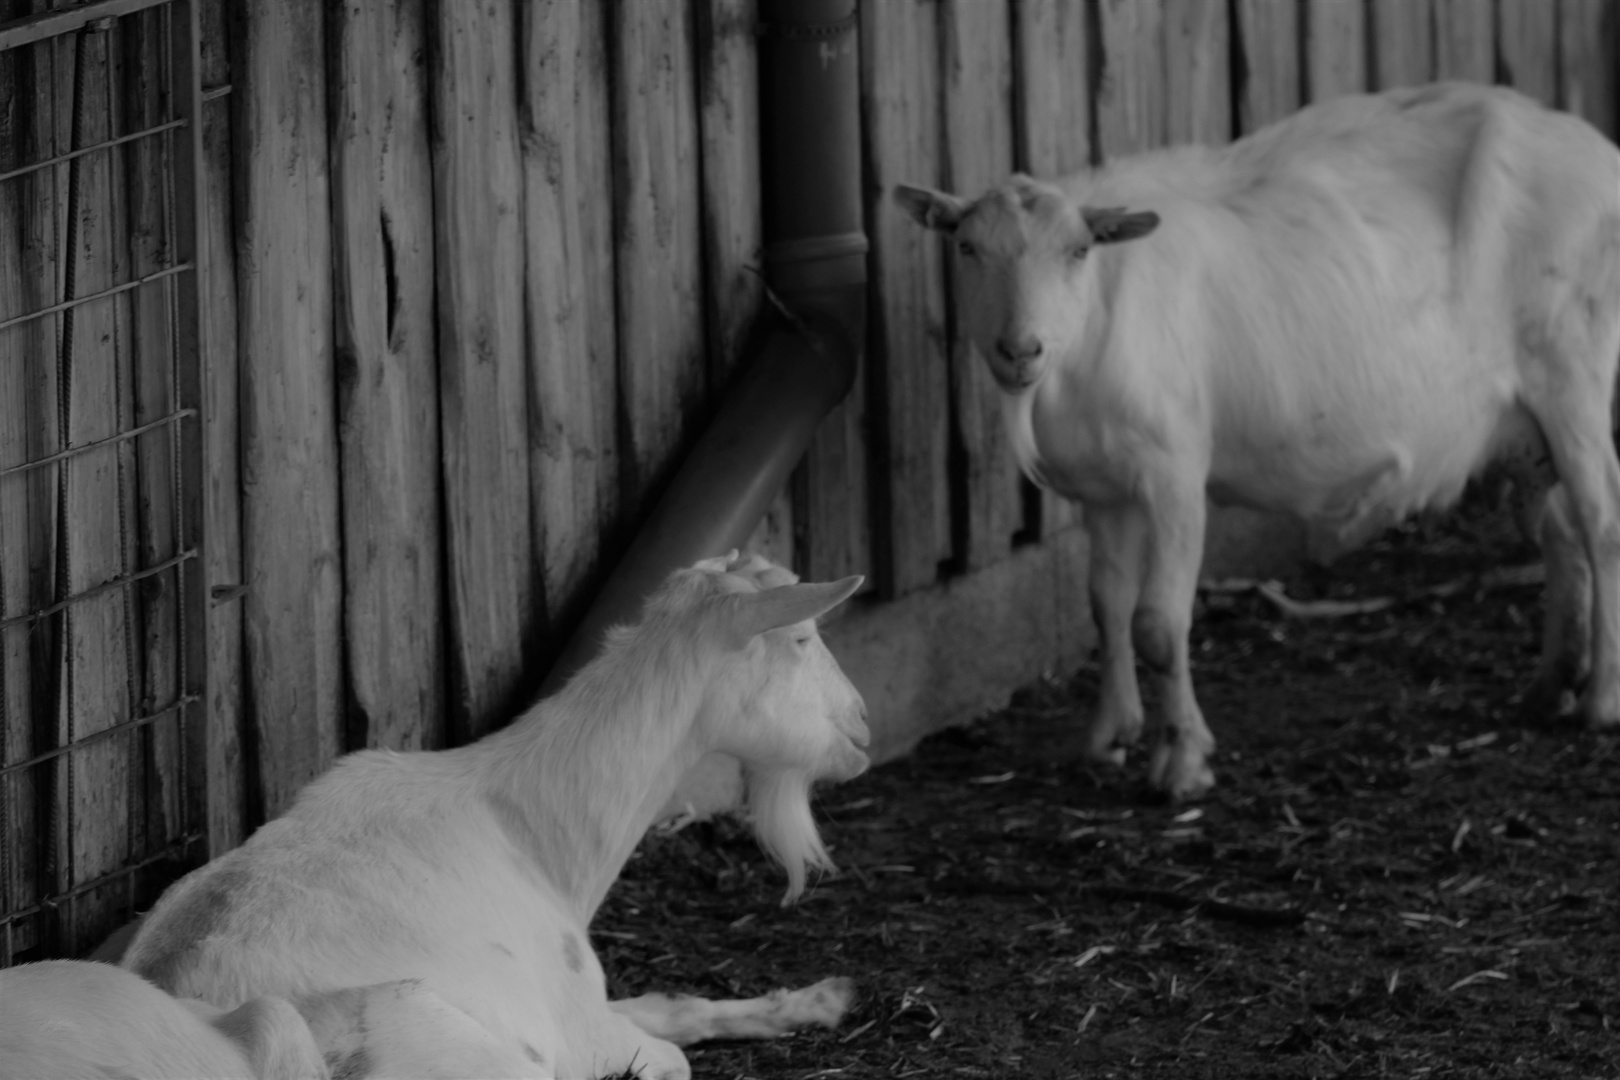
[539,0,867,695]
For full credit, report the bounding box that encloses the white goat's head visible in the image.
[649,551,867,899]
[895,176,1159,390]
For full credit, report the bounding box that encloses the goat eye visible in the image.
[1067,243,1089,262]
[956,240,976,258]
[793,635,813,647]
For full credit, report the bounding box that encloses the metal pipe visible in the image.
[539,0,866,694]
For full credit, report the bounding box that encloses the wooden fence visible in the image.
[2,0,1618,963]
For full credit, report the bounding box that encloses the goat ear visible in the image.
[723,576,864,648]
[1083,205,1160,245]
[894,184,967,234]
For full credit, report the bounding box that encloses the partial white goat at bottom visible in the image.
[118,552,869,1079]
[0,960,324,1079]
[0,960,547,1079]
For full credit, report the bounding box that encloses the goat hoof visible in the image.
[1148,743,1215,801]
[1577,686,1620,731]
[1518,675,1574,724]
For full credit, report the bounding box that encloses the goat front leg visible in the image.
[1080,503,1149,764]
[1136,477,1216,800]
[611,976,853,1047]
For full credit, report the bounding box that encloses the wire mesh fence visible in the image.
[0,0,206,965]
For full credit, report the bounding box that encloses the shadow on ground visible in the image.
[597,508,1619,1080]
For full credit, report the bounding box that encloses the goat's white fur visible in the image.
[119,553,868,1078]
[898,82,1620,798]
[0,960,324,1079]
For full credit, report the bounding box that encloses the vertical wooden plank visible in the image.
[431,0,533,741]
[797,10,871,586]
[236,0,342,818]
[1013,0,1090,538]
[521,0,619,641]
[121,3,182,867]
[1014,0,1092,175]
[1560,0,1618,137]
[0,18,66,957]
[1499,0,1558,105]
[799,393,871,581]
[1233,0,1300,133]
[330,0,444,753]
[1305,0,1366,102]
[60,19,135,953]
[695,0,789,570]
[1096,0,1165,156]
[695,0,761,390]
[198,0,244,855]
[0,5,49,954]
[1164,0,1231,146]
[166,0,209,881]
[1370,0,1434,89]
[942,0,1019,573]
[1433,0,1495,83]
[611,1,706,516]
[863,0,951,597]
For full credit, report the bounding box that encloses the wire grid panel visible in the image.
[0,0,206,965]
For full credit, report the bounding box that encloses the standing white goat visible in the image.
[119,552,868,1079]
[898,82,1620,799]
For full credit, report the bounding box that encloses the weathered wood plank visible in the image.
[1014,0,1091,177]
[120,2,183,868]
[1499,0,1558,106]
[800,391,871,583]
[236,0,342,817]
[1096,0,1164,156]
[1560,0,1618,137]
[1306,0,1365,102]
[330,0,443,753]
[1013,0,1090,537]
[863,0,951,597]
[942,0,1020,572]
[1370,0,1434,89]
[1164,0,1231,146]
[61,20,135,953]
[520,0,619,645]
[611,0,706,518]
[1233,0,1300,133]
[695,0,790,570]
[695,0,761,389]
[1433,0,1495,84]
[197,0,244,855]
[0,14,56,950]
[431,0,534,742]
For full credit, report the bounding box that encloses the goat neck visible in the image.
[469,617,713,925]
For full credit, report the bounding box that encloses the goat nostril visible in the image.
[997,337,1042,363]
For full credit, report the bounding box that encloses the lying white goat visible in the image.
[121,552,867,1079]
[0,960,550,1078]
[898,82,1620,798]
[0,960,324,1079]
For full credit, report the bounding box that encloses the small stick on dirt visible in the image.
[1083,885,1307,928]
[1199,563,1545,620]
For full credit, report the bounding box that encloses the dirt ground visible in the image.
[596,508,1619,1080]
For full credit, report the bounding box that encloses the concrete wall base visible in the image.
[663,503,1302,820]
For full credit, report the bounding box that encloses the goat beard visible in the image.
[745,766,833,905]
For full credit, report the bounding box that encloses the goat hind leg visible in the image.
[1527,387,1620,726]
[1524,484,1591,720]
[611,976,855,1046]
